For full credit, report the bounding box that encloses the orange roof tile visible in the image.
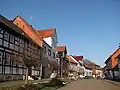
[56,46,66,52]
[37,28,55,38]
[66,55,77,64]
[13,16,42,47]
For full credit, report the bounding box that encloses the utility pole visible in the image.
[59,55,62,78]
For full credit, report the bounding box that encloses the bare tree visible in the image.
[12,50,39,84]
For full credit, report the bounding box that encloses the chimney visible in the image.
[30,25,32,27]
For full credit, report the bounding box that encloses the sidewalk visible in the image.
[0,78,50,88]
[105,79,120,86]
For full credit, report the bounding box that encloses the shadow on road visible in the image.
[105,80,120,87]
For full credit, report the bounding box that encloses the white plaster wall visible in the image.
[68,63,78,72]
[84,69,92,76]
[96,70,103,76]
[44,37,52,47]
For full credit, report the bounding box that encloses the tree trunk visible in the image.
[25,68,28,84]
[60,57,62,78]
[112,70,115,80]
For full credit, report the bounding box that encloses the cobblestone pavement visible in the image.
[57,79,120,90]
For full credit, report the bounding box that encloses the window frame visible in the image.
[0,51,3,64]
[4,31,9,41]
[48,49,51,56]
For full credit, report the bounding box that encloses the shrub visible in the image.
[17,84,38,90]
[47,78,65,87]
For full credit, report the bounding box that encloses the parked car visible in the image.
[84,76,94,79]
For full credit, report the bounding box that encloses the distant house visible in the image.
[72,56,85,76]
[13,15,43,77]
[0,15,41,81]
[13,16,58,78]
[37,28,58,49]
[84,64,92,77]
[104,48,120,80]
[83,60,102,78]
[56,46,68,78]
[66,55,79,79]
[37,28,58,78]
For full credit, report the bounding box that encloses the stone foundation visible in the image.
[0,74,23,82]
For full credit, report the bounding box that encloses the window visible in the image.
[0,34,3,38]
[53,52,55,58]
[15,40,19,46]
[10,34,14,43]
[20,39,24,48]
[19,68,22,74]
[15,36,19,41]
[32,70,35,75]
[20,43,24,48]
[5,67,10,74]
[16,68,19,74]
[48,49,51,56]
[5,53,10,65]
[0,51,3,64]
[10,67,13,74]
[0,39,2,45]
[37,71,39,76]
[13,67,16,74]
[18,63,22,67]
[35,71,37,75]
[0,28,3,34]
[20,47,23,53]
[43,46,46,53]
[3,41,8,47]
[19,56,23,62]
[15,45,19,51]
[25,42,28,49]
[23,69,26,75]
[4,32,9,41]
[0,66,2,74]
[9,43,14,49]
[13,61,16,66]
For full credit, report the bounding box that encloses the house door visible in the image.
[41,66,45,79]
[28,67,32,76]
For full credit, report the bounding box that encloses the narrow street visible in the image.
[57,79,120,90]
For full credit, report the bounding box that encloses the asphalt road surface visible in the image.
[57,79,120,90]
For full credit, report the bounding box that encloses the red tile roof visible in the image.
[56,46,67,52]
[37,28,55,38]
[13,15,42,47]
[72,56,83,61]
[87,62,95,66]
[66,55,77,64]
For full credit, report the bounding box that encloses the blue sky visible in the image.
[0,0,120,66]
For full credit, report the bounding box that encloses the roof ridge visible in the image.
[16,16,42,39]
[13,15,42,47]
[37,28,55,31]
